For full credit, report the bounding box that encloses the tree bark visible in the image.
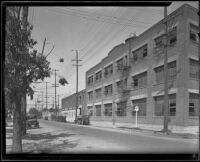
[12,94,22,153]
[21,93,26,136]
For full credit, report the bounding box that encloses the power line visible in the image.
[44,7,151,28]
[79,7,132,61]
[79,8,143,62]
[81,9,147,65]
[63,8,121,80]
[58,7,153,25]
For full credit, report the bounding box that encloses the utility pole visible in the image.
[57,95,60,114]
[35,98,37,110]
[45,82,49,110]
[52,69,59,115]
[198,3,200,129]
[55,69,57,114]
[72,50,82,122]
[41,91,43,112]
[163,6,170,133]
[52,97,54,109]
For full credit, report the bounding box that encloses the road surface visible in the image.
[21,119,198,154]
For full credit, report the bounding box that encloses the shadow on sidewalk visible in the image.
[6,130,79,153]
[23,132,76,141]
[23,138,79,154]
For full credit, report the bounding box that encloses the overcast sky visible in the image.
[26,1,198,110]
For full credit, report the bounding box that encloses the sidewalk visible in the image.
[89,120,199,139]
[6,121,129,153]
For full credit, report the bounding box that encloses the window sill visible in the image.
[188,116,198,119]
[152,79,176,86]
[152,116,176,118]
[104,95,112,97]
[168,42,177,48]
[189,78,199,81]
[132,86,147,91]
[190,40,199,46]
[95,80,102,83]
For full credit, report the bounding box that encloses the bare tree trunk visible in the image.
[12,95,22,153]
[21,93,27,136]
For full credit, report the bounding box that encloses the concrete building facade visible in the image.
[85,4,199,127]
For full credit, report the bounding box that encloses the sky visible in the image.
[26,1,198,111]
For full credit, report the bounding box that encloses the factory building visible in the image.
[85,4,199,127]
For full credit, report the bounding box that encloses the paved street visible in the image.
[6,119,198,154]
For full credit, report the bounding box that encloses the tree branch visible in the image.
[45,44,55,58]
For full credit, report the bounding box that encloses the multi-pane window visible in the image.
[95,88,102,99]
[133,53,138,61]
[154,34,164,55]
[78,96,82,105]
[88,91,93,101]
[189,93,199,116]
[124,55,128,66]
[132,72,147,89]
[116,101,127,116]
[154,94,176,116]
[189,59,199,80]
[155,34,164,48]
[168,27,177,45]
[132,98,147,116]
[143,48,148,58]
[95,105,101,116]
[132,44,148,63]
[87,75,93,86]
[154,61,176,84]
[104,64,113,78]
[87,106,93,116]
[124,78,127,88]
[116,58,124,71]
[155,27,177,46]
[104,103,112,116]
[104,84,112,96]
[116,79,127,92]
[95,71,102,82]
[116,80,123,92]
[189,24,199,43]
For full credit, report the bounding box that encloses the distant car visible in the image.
[26,114,39,129]
[76,115,90,125]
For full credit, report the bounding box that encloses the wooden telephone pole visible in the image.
[72,50,82,122]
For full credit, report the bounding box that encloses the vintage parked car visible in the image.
[26,114,39,129]
[76,115,90,125]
